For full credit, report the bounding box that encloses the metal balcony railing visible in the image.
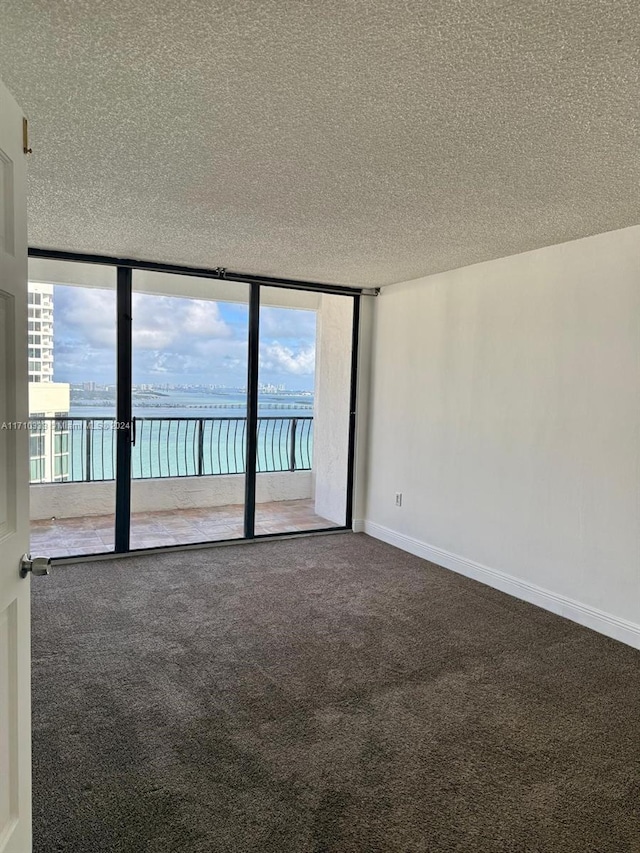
[28,416,313,484]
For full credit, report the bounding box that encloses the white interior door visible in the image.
[0,80,32,853]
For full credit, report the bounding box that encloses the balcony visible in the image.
[30,499,331,556]
[29,416,338,557]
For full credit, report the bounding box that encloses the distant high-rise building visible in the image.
[27,282,54,383]
[28,282,71,483]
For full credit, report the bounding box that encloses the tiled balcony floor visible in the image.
[30,499,334,558]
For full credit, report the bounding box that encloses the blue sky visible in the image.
[52,285,317,390]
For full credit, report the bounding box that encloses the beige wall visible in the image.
[363,225,640,648]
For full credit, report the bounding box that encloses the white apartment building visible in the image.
[28,282,54,383]
[28,281,71,483]
[29,382,71,483]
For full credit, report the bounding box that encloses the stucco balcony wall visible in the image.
[30,470,313,520]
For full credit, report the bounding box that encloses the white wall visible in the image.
[364,225,640,647]
[313,294,353,524]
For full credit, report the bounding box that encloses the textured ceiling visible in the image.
[0,1,638,287]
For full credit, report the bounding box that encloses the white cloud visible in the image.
[56,288,234,354]
[260,307,316,340]
[182,301,232,338]
[259,342,316,376]
[53,284,315,388]
[132,294,232,349]
[132,328,177,349]
[56,288,117,349]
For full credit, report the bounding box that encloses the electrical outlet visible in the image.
[395,492,402,507]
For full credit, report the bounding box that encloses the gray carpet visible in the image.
[32,533,640,852]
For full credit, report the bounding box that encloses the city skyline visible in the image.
[76,381,307,392]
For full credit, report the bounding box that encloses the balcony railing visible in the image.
[28,416,313,483]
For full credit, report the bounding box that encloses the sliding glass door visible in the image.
[27,251,359,558]
[129,270,249,549]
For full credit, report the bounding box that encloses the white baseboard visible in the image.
[352,519,366,533]
[362,520,640,652]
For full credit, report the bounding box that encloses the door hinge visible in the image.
[23,117,32,155]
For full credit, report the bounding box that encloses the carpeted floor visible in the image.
[32,533,640,852]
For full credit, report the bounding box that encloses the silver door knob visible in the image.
[20,554,51,578]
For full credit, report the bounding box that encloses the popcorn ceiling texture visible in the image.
[0,0,638,287]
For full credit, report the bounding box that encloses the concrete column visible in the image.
[313,294,353,524]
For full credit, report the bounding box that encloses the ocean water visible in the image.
[71,389,313,419]
[58,390,314,481]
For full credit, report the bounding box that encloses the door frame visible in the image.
[0,79,32,853]
[28,248,363,557]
